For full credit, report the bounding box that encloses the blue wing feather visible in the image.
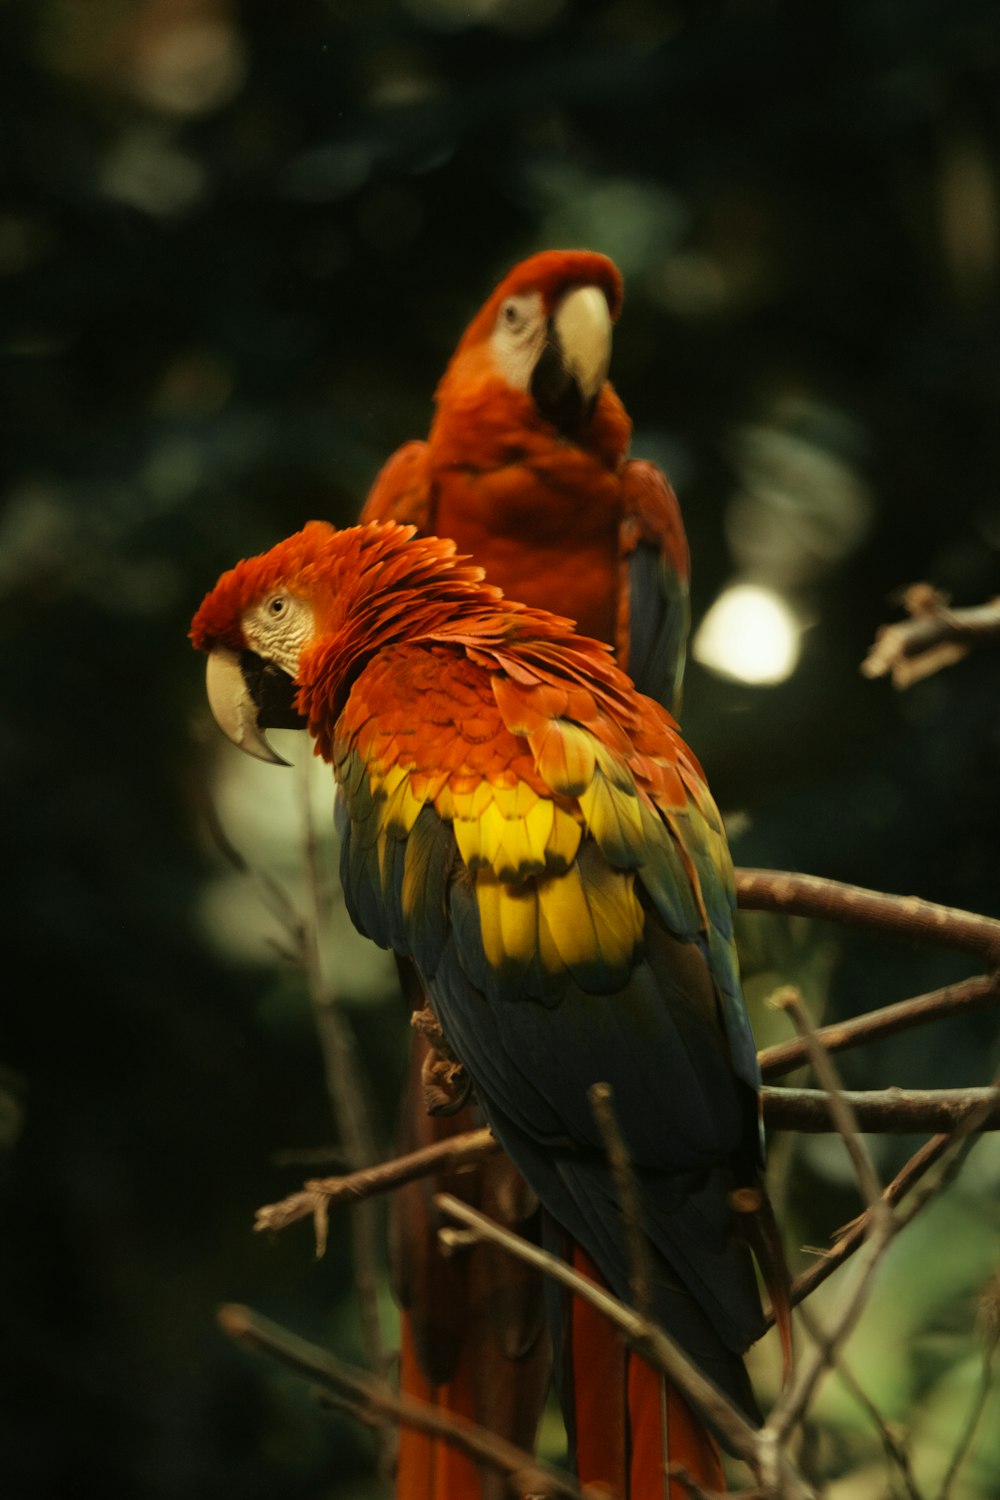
[627,540,690,715]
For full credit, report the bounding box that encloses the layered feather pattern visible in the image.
[191,520,769,1434]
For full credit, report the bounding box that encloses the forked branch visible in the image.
[861,584,1000,689]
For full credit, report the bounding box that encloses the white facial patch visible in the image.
[489,290,547,391]
[243,593,315,677]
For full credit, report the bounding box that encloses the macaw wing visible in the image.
[426,840,764,1412]
[335,639,758,1166]
[486,636,761,1108]
[332,641,764,1413]
[619,459,691,714]
[359,439,433,529]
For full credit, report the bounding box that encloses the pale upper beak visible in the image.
[551,284,613,404]
[205,647,291,766]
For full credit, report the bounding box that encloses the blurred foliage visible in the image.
[3,0,1000,1495]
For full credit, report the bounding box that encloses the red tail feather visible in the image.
[565,1245,727,1499]
[392,1018,550,1500]
[396,1314,492,1500]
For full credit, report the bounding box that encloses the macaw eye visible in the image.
[500,297,526,332]
[268,595,287,617]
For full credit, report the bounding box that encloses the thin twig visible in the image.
[588,1081,655,1321]
[217,1303,586,1500]
[767,1208,896,1445]
[434,1194,818,1499]
[759,975,1000,1080]
[297,762,388,1402]
[764,990,892,1441]
[893,1073,1000,1233]
[938,1272,1000,1500]
[769,988,884,1210]
[255,1127,497,1236]
[935,1349,996,1500]
[664,1467,731,1500]
[735,870,1000,966]
[770,1071,1000,1442]
[768,1134,954,1323]
[253,1087,1000,1242]
[202,772,389,1384]
[795,1303,925,1500]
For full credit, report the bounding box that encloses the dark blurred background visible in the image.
[4,1,1000,1496]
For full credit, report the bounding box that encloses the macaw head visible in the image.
[190,519,482,764]
[189,520,338,764]
[435,249,626,441]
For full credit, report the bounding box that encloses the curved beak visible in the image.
[552,284,613,402]
[530,284,613,432]
[205,647,292,766]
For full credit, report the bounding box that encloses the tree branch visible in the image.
[759,974,1000,1080]
[770,1133,953,1323]
[765,1086,1000,1133]
[767,1074,1000,1326]
[218,1303,587,1500]
[435,1194,817,1499]
[860,584,1000,689]
[253,1086,1000,1242]
[255,1127,498,1237]
[770,987,884,1209]
[794,1305,926,1500]
[296,763,389,1421]
[762,990,894,1439]
[735,869,1000,966]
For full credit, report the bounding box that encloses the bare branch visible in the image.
[769,1134,954,1323]
[735,869,1000,966]
[892,1074,1000,1232]
[794,1305,925,1500]
[760,975,1000,1080]
[434,1194,818,1499]
[937,1272,1000,1500]
[937,1339,997,1500]
[296,763,388,1401]
[218,1303,586,1500]
[762,993,897,1442]
[861,584,1000,689]
[760,996,989,1447]
[765,1086,1000,1133]
[665,1467,732,1500]
[435,1196,756,1458]
[767,1201,896,1443]
[255,1127,497,1237]
[254,1085,1000,1243]
[764,1079,999,1328]
[769,987,883,1210]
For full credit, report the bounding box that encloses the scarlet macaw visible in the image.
[361,250,690,713]
[192,520,778,1499]
[359,250,695,1499]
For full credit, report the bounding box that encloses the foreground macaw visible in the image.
[192,519,781,1499]
[360,250,693,1498]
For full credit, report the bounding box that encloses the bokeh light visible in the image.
[692,582,802,685]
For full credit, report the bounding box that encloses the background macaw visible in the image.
[191,520,783,1500]
[358,250,694,1497]
[361,250,690,711]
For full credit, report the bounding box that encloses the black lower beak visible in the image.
[241,651,305,729]
[529,329,593,434]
